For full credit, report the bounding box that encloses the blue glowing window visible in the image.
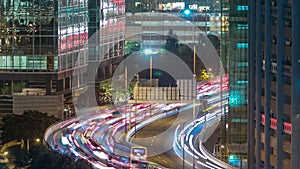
[237,80,248,84]
[237,43,248,48]
[237,6,248,11]
[237,62,248,67]
[237,24,248,30]
[231,118,248,123]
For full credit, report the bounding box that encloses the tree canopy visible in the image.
[29,146,92,169]
[1,110,92,168]
[196,69,214,81]
[125,41,141,58]
[2,110,58,143]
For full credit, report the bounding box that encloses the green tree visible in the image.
[13,82,26,93]
[125,41,141,57]
[2,110,58,142]
[29,146,92,169]
[12,148,29,167]
[163,38,205,76]
[1,110,59,167]
[0,163,9,169]
[197,69,210,81]
[165,29,178,49]
[1,110,92,168]
[98,79,113,105]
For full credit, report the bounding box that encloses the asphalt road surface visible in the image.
[133,108,203,169]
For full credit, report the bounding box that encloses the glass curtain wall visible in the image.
[220,0,248,167]
[0,0,56,71]
[58,0,89,71]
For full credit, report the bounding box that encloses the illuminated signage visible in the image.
[158,2,185,11]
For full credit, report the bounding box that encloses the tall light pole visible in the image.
[150,55,152,116]
[134,74,139,144]
[192,47,196,169]
[144,49,158,116]
[125,66,128,132]
[181,123,186,169]
[192,16,197,168]
[150,55,153,87]
[27,138,40,152]
[204,0,208,37]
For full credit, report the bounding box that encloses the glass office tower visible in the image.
[0,0,125,117]
[88,0,125,80]
[248,0,299,168]
[0,0,89,116]
[0,0,88,80]
[220,0,248,167]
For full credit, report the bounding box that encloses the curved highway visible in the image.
[44,76,232,169]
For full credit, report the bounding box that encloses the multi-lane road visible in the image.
[44,76,231,169]
[133,113,190,168]
[132,97,229,169]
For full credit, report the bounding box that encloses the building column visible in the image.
[65,77,71,89]
[247,0,256,168]
[255,1,262,168]
[264,0,271,167]
[46,79,52,95]
[57,79,64,92]
[69,77,72,89]
[110,63,113,77]
[291,0,300,168]
[276,0,285,168]
[77,74,80,88]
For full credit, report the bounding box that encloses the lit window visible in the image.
[237,80,248,84]
[237,43,248,48]
[237,6,248,11]
[237,62,248,67]
[237,24,248,30]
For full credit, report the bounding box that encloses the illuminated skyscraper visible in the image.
[0,0,125,118]
[220,0,248,167]
[248,0,299,168]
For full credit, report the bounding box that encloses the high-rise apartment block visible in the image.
[248,0,299,168]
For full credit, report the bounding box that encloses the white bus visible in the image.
[130,146,147,168]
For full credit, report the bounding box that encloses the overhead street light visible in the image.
[184,9,191,15]
[143,48,159,115]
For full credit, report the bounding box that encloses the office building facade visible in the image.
[248,0,299,168]
[219,0,248,167]
[125,12,211,48]
[0,0,125,118]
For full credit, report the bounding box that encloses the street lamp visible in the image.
[192,20,197,168]
[133,73,139,144]
[181,123,186,169]
[26,138,41,152]
[150,55,153,116]
[192,88,196,169]
[143,49,157,86]
[184,9,191,15]
[125,66,129,133]
[144,49,158,115]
